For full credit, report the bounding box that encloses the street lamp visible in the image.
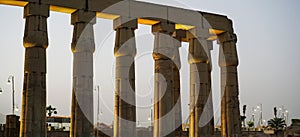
[95,85,101,137]
[7,75,15,115]
[284,110,289,125]
[278,106,289,125]
[256,104,263,127]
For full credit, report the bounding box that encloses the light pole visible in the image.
[148,98,153,127]
[7,75,15,115]
[285,110,289,125]
[95,85,100,137]
[97,85,100,124]
[256,104,263,127]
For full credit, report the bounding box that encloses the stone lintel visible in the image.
[51,0,85,10]
[113,17,138,30]
[152,21,175,34]
[201,11,233,33]
[217,32,237,44]
[23,2,50,18]
[25,0,50,4]
[71,10,96,25]
[1,0,235,33]
[88,0,124,12]
[186,28,210,40]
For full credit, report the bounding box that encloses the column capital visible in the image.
[71,10,96,25]
[23,2,50,18]
[186,28,210,40]
[152,21,175,35]
[188,38,209,64]
[113,17,138,30]
[71,11,96,53]
[23,3,49,49]
[217,32,237,44]
[173,29,187,42]
[218,32,239,67]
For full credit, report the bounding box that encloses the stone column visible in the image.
[207,41,215,136]
[188,28,213,137]
[173,30,185,137]
[5,115,20,137]
[20,2,49,137]
[218,31,241,137]
[152,21,177,137]
[113,18,137,137]
[70,10,96,137]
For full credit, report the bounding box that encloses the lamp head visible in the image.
[15,106,19,112]
[7,75,13,84]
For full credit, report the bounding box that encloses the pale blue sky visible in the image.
[0,0,299,127]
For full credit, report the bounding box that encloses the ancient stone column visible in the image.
[207,40,215,136]
[5,115,20,137]
[70,10,96,137]
[173,30,185,137]
[152,21,177,137]
[20,2,49,137]
[113,18,137,137]
[188,28,214,137]
[218,31,241,137]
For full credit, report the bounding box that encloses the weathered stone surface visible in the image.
[113,19,137,137]
[20,3,49,137]
[0,1,243,137]
[152,22,175,35]
[152,22,178,137]
[70,9,96,137]
[218,31,241,137]
[188,34,214,137]
[113,17,138,30]
[207,40,215,136]
[71,10,96,25]
[24,2,49,17]
[5,115,20,137]
[1,0,234,34]
[187,28,210,40]
[173,30,184,137]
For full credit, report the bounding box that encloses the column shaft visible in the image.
[152,22,177,137]
[70,10,96,137]
[207,41,215,136]
[218,32,241,137]
[188,36,213,137]
[5,115,20,137]
[20,2,49,137]
[173,30,184,137]
[113,19,137,137]
[173,65,181,137]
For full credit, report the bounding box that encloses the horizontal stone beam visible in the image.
[0,0,232,34]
